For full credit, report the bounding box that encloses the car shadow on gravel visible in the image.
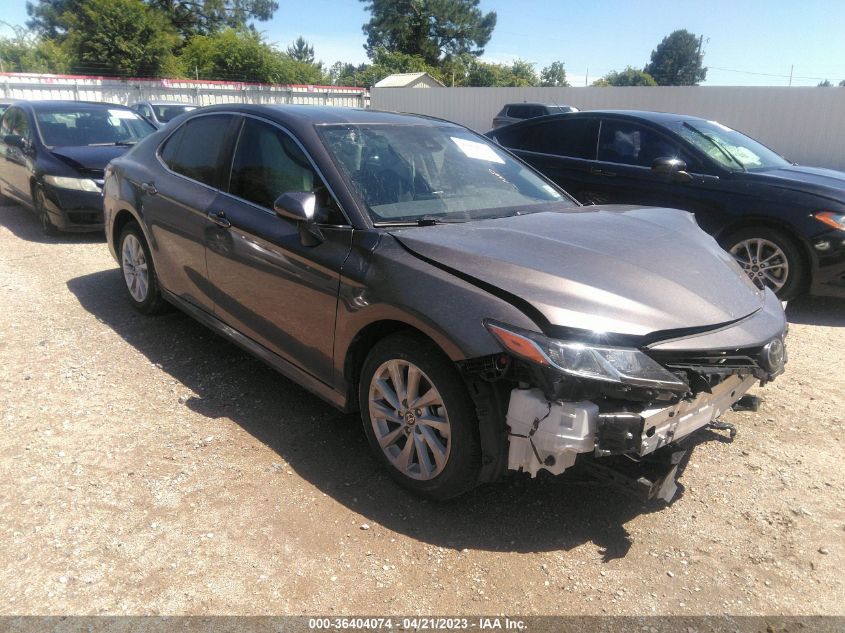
[68,267,708,559]
[0,202,106,245]
[786,295,845,327]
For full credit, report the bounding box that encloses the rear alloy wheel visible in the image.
[34,186,58,236]
[722,227,806,300]
[119,222,169,314]
[359,333,480,500]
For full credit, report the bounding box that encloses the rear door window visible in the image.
[495,118,599,159]
[159,114,235,187]
[506,105,531,119]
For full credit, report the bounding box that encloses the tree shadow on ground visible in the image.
[67,267,719,559]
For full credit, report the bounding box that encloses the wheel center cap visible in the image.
[404,411,417,426]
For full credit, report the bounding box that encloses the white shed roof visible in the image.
[373,72,445,88]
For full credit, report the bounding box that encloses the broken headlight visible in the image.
[485,320,688,393]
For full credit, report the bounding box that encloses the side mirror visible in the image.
[4,134,25,149]
[274,192,316,223]
[651,157,692,184]
[273,192,323,246]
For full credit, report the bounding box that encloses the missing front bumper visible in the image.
[505,374,756,479]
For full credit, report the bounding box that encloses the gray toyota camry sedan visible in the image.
[103,105,787,500]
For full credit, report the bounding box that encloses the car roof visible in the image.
[504,103,567,108]
[135,101,196,106]
[188,104,463,130]
[20,100,135,111]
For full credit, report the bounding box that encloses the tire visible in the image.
[118,221,169,314]
[359,332,481,500]
[34,185,58,236]
[720,226,807,300]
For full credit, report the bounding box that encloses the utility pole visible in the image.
[788,65,793,87]
[585,67,588,86]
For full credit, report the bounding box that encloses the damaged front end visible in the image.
[466,317,787,502]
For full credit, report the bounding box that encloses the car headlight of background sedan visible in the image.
[485,321,688,392]
[43,175,101,192]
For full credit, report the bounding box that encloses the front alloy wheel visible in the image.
[359,333,480,499]
[368,359,451,481]
[34,186,57,236]
[722,227,806,300]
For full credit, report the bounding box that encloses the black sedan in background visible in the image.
[488,110,845,299]
[0,100,155,234]
[102,105,786,500]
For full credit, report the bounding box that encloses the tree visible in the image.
[540,61,569,87]
[27,0,279,40]
[644,29,707,86]
[360,0,496,65]
[64,0,180,76]
[0,24,70,73]
[593,66,657,87]
[464,58,537,87]
[818,79,832,87]
[286,36,315,64]
[180,28,325,84]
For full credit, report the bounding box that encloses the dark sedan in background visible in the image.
[0,100,155,234]
[488,110,845,299]
[129,100,197,129]
[103,105,786,500]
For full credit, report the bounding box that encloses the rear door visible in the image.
[494,117,602,200]
[141,113,239,312]
[204,115,353,383]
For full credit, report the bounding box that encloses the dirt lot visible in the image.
[0,200,843,617]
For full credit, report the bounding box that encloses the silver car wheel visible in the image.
[368,359,452,481]
[729,238,789,293]
[122,234,149,303]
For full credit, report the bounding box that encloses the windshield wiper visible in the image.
[88,141,137,147]
[374,216,465,227]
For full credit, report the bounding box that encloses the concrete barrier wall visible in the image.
[371,86,845,171]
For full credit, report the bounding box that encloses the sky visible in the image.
[2,0,845,87]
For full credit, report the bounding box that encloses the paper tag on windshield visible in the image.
[450,137,505,164]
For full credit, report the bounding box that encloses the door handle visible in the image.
[141,182,157,195]
[590,167,604,175]
[208,210,231,228]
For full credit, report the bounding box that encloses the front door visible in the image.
[205,116,352,384]
[0,107,36,204]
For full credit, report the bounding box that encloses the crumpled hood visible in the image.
[389,205,765,337]
[50,145,130,173]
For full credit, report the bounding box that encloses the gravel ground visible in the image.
[0,200,843,617]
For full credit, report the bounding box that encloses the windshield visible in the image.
[675,120,790,171]
[319,124,571,223]
[36,107,155,147]
[153,104,196,123]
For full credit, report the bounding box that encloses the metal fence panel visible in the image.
[371,86,845,170]
[0,73,369,109]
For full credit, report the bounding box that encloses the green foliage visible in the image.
[644,29,707,86]
[593,66,657,87]
[28,0,279,40]
[0,24,70,73]
[540,61,569,87]
[840,80,845,87]
[818,79,832,87]
[361,0,496,65]
[180,28,325,83]
[464,58,537,87]
[64,0,180,76]
[287,36,315,64]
